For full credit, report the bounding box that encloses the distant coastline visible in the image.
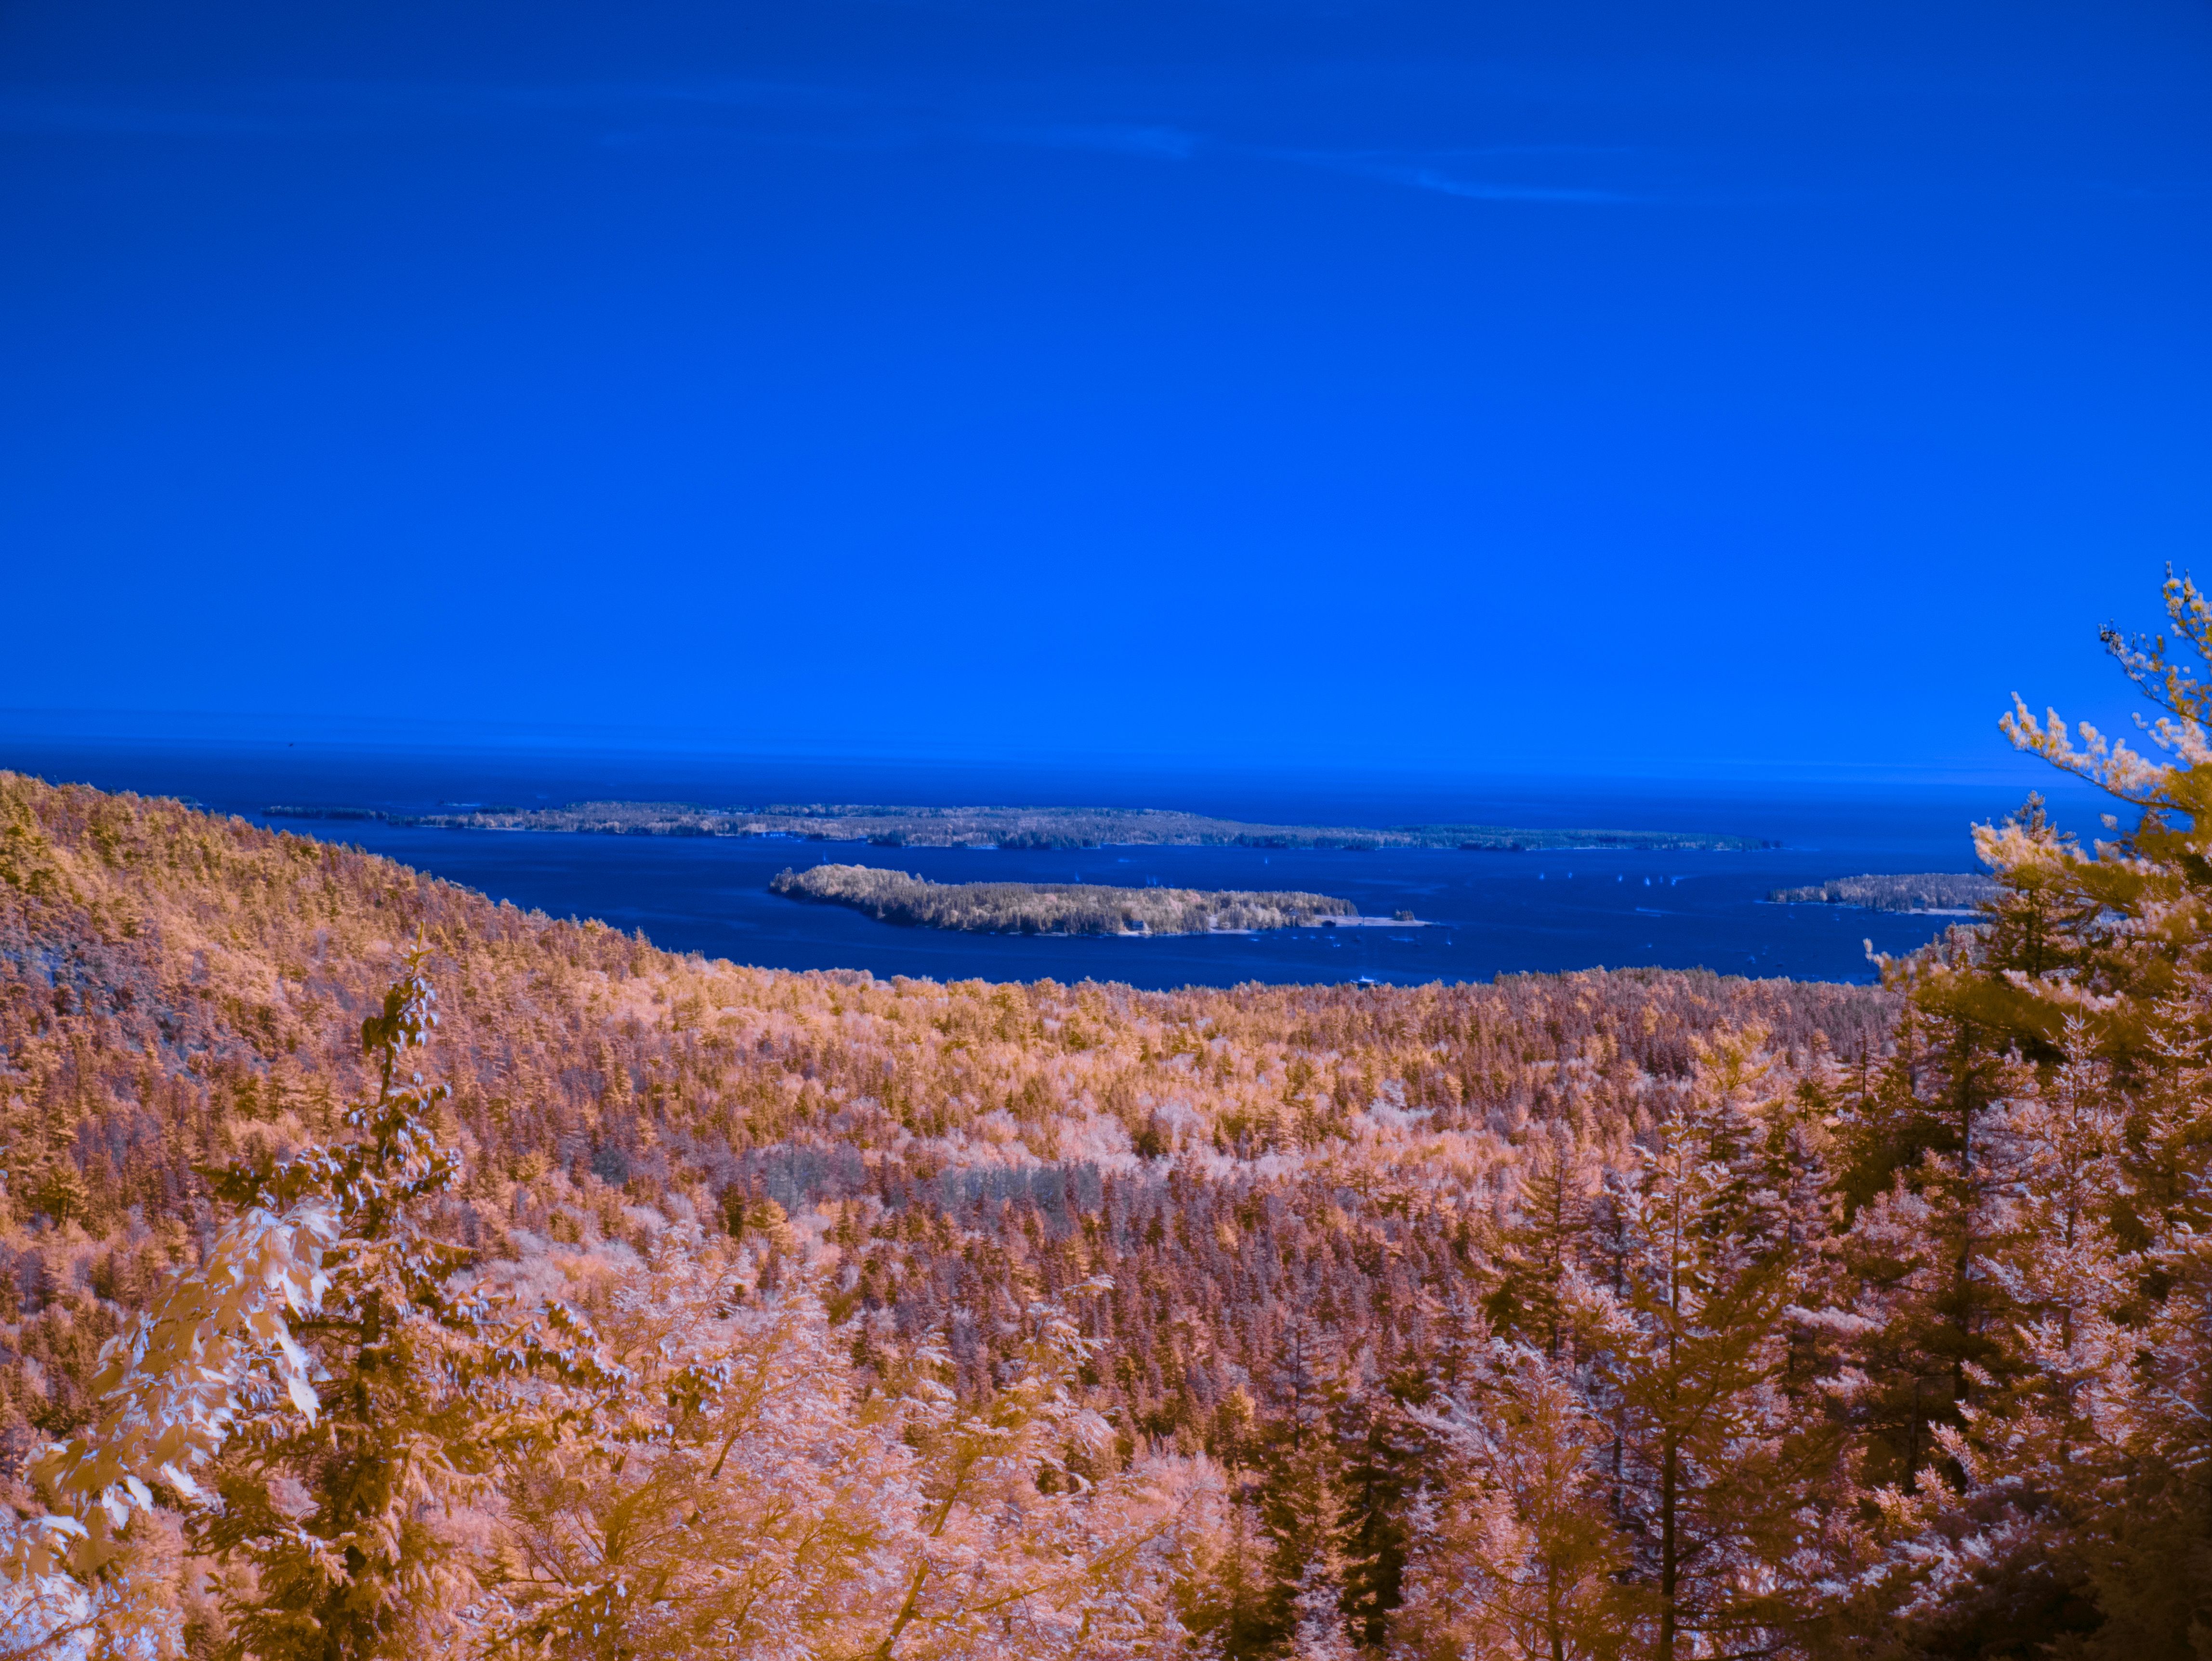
[769,864,1391,935]
[264,799,1773,853]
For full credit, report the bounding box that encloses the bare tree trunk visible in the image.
[1658,1431,1679,1661]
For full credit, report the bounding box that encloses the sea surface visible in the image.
[0,737,2105,991]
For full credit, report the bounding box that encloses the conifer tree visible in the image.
[1942,569,2212,1065]
[11,950,612,1661]
[1329,1356,1426,1648]
[1578,1044,1836,1661]
[189,949,622,1660]
[1286,1555,1360,1661]
[1396,1336,1626,1661]
[26,1150,88,1233]
[1178,1490,1280,1661]
[1859,1030,2138,1651]
[2068,972,2212,1655]
[1831,960,2020,1497]
[1246,1315,1347,1653]
[1853,570,2212,1652]
[489,1246,1185,1661]
[1485,1124,1600,1363]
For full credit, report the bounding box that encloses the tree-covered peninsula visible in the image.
[267,798,1773,853]
[770,863,1363,934]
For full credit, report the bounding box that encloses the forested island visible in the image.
[266,798,1772,852]
[770,863,1371,934]
[1767,871,1999,912]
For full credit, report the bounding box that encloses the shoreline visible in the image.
[262,800,1774,855]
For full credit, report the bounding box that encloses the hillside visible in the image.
[0,768,1912,1655]
[19,733,2207,1661]
[0,770,1885,1427]
[0,774,1902,1433]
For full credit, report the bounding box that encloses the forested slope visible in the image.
[0,770,1885,1440]
[0,768,1902,1656]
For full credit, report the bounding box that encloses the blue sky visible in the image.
[2,0,2208,780]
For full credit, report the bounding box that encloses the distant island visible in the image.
[1767,872,1998,913]
[769,864,1385,935]
[266,799,1772,852]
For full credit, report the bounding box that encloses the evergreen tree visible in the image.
[1286,1555,1360,1661]
[1244,1315,1347,1654]
[1941,570,2212,1070]
[1837,572,2212,1654]
[1396,1335,1627,1661]
[1485,1123,1600,1363]
[26,1149,88,1231]
[1329,1356,1426,1649]
[1832,961,2020,1498]
[197,949,615,1660]
[1580,1049,1836,1661]
[13,949,611,1660]
[1859,1032,2139,1653]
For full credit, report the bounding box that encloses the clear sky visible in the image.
[2,1,2207,779]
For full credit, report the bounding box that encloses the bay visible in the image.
[0,735,2099,989]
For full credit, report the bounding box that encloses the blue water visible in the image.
[0,736,2102,989]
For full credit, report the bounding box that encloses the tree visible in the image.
[484,1239,905,1659]
[1245,1315,1346,1653]
[1946,568,2212,1064]
[1579,1040,1839,1661]
[3,1122,339,1660]
[0,1511,181,1661]
[1395,1336,1627,1661]
[10,949,609,1661]
[1485,1124,1601,1364]
[488,1243,1196,1661]
[1286,1555,1360,1661]
[1869,1026,2132,1652]
[1329,1358,1428,1651]
[1831,943,2021,1504]
[192,949,621,1660]
[1851,569,2212,1655]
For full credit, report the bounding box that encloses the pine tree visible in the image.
[1179,1492,1281,1661]
[1973,793,2105,990]
[1396,1335,1627,1661]
[488,1245,1174,1660]
[1580,1045,1836,1661]
[1485,1123,1600,1363]
[196,949,617,1660]
[1831,966,2019,1498]
[1854,571,2212,1653]
[1245,1314,1346,1653]
[1956,570,2212,1066]
[1861,1028,2135,1651]
[32,1163,86,1234]
[1329,1355,1426,1649]
[2079,972,2212,1656]
[1287,1554,1360,1661]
